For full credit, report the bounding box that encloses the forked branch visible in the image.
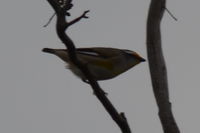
[46,0,131,133]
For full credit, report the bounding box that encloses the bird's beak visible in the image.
[140,57,146,62]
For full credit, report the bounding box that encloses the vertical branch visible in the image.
[146,0,180,133]
[45,0,131,133]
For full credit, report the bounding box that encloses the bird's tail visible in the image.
[42,48,55,54]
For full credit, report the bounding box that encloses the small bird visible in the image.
[42,47,145,82]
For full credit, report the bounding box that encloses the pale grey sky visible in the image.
[0,0,199,133]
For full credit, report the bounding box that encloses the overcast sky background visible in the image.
[0,0,199,133]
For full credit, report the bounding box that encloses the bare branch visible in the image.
[46,0,60,13]
[45,0,131,133]
[68,10,90,27]
[164,7,178,21]
[146,0,180,132]
[43,12,56,27]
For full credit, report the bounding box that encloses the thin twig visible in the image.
[43,12,56,27]
[164,7,178,21]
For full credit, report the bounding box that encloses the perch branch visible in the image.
[146,0,180,132]
[46,0,131,132]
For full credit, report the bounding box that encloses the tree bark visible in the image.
[146,0,180,133]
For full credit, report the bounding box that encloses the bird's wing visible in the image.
[76,47,121,58]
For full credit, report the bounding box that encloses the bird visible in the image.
[42,47,145,82]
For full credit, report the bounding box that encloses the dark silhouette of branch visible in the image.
[45,0,131,133]
[164,7,177,21]
[43,12,56,27]
[146,0,180,133]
